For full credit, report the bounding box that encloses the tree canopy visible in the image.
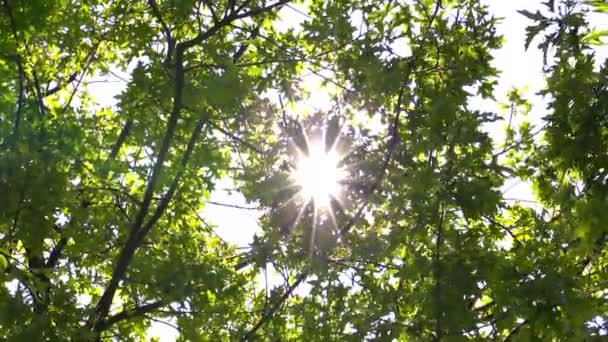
[1,0,608,340]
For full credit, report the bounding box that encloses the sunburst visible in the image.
[292,142,346,208]
[286,126,349,255]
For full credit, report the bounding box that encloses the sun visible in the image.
[285,126,350,255]
[292,142,345,207]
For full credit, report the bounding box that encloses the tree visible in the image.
[0,0,606,340]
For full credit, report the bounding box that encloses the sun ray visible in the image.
[279,188,306,209]
[289,197,310,236]
[309,202,318,259]
[328,123,344,153]
[326,201,339,231]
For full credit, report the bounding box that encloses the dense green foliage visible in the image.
[1,0,607,340]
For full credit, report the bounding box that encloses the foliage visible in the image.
[0,0,607,340]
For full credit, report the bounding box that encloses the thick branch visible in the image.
[31,71,46,117]
[45,237,67,268]
[13,56,25,136]
[233,0,291,21]
[232,26,259,61]
[90,0,291,333]
[96,300,166,331]
[45,72,78,96]
[135,111,208,242]
[90,48,188,328]
[109,118,134,160]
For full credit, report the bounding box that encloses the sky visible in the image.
[81,1,608,339]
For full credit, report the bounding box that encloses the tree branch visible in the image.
[90,1,292,333]
[13,56,24,136]
[135,111,209,243]
[433,203,445,341]
[485,216,523,248]
[207,120,265,155]
[207,200,259,210]
[3,1,49,120]
[147,0,174,66]
[97,300,166,331]
[233,0,291,21]
[339,78,408,236]
[45,72,78,96]
[90,38,191,331]
[504,319,528,341]
[180,0,291,51]
[109,118,134,160]
[45,237,67,268]
[241,272,306,340]
[2,1,25,138]
[61,30,110,115]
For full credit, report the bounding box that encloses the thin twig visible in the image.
[241,272,307,340]
[208,119,265,155]
[484,216,523,248]
[147,0,174,65]
[62,33,109,114]
[207,200,260,210]
[433,202,445,341]
[504,319,528,341]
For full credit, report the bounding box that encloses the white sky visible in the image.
[81,1,608,339]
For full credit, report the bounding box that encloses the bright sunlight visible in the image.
[292,142,345,207]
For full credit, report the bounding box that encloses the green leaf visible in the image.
[583,29,608,45]
[524,21,551,50]
[0,251,8,271]
[517,9,546,22]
